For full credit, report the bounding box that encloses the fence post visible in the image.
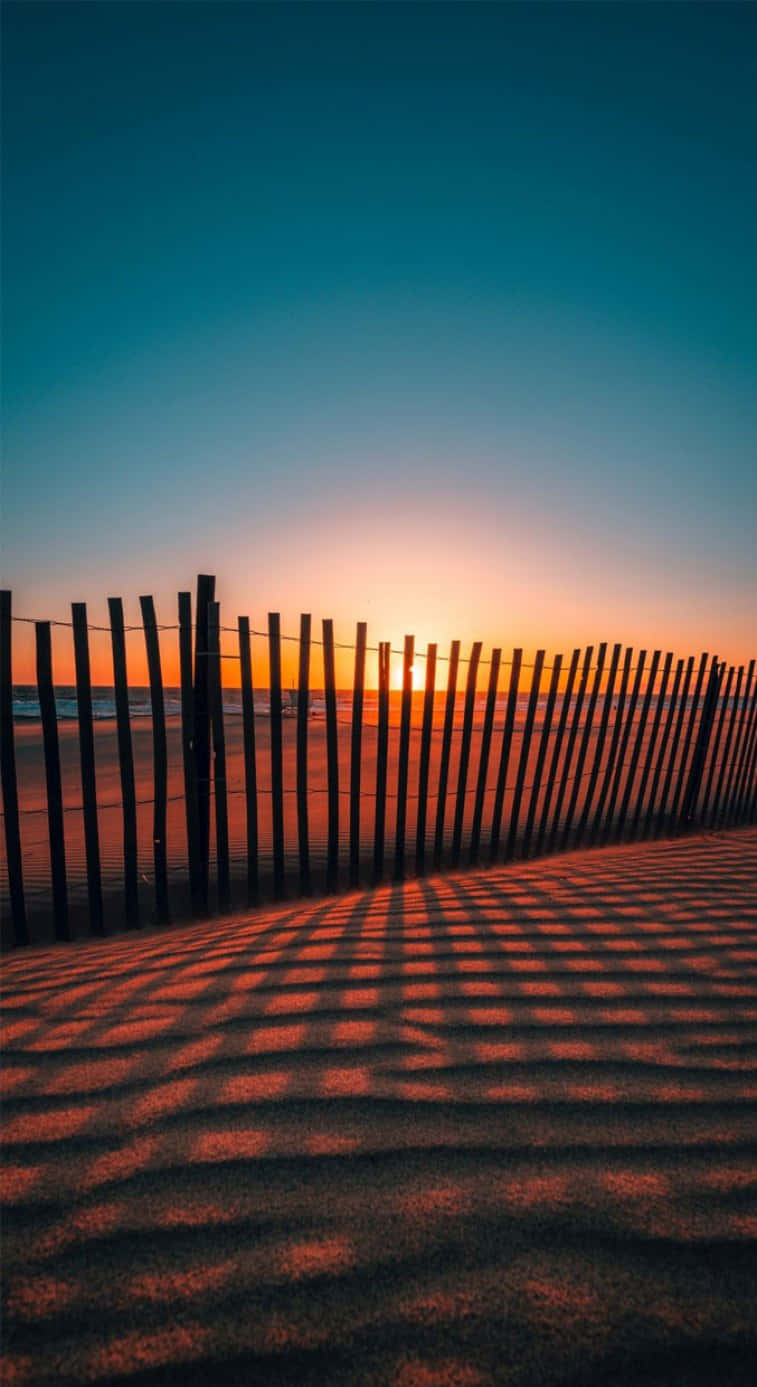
[669,652,709,824]
[36,621,69,940]
[179,593,203,916]
[590,648,632,844]
[108,597,139,927]
[522,654,562,859]
[680,655,720,829]
[700,664,732,824]
[469,648,502,865]
[549,646,593,850]
[297,614,312,895]
[415,642,437,876]
[616,649,661,842]
[720,660,755,826]
[0,591,27,945]
[373,641,390,883]
[238,615,259,906]
[394,634,415,881]
[323,618,339,892]
[268,612,285,898]
[537,649,580,856]
[562,642,607,849]
[434,640,460,869]
[508,650,545,859]
[731,679,757,823]
[193,574,215,914]
[575,643,620,846]
[140,595,170,924]
[602,651,646,844]
[209,601,231,912]
[451,641,482,867]
[642,657,683,838]
[71,602,104,935]
[349,622,367,887]
[629,651,672,839]
[489,648,522,863]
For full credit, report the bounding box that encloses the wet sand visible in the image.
[2,829,756,1386]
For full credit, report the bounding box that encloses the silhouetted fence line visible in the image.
[1,577,756,947]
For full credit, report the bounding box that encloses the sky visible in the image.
[2,1,756,686]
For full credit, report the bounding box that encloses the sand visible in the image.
[2,828,756,1386]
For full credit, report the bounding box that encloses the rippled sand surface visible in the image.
[2,830,756,1386]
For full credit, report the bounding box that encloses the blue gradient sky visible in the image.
[2,1,755,681]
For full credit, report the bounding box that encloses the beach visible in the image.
[2,828,756,1385]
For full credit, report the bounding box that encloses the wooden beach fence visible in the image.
[1,579,756,944]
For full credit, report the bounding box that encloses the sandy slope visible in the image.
[2,830,756,1386]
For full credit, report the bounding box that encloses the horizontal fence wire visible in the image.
[2,584,755,947]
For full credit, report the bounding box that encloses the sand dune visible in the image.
[2,830,756,1385]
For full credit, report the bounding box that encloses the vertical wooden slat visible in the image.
[193,573,215,914]
[0,591,27,944]
[700,664,732,825]
[575,643,621,846]
[654,655,695,836]
[238,615,259,906]
[602,651,646,844]
[709,664,744,826]
[434,640,461,869]
[629,652,672,838]
[669,651,709,823]
[742,696,757,820]
[536,649,580,856]
[615,649,661,841]
[590,647,632,844]
[296,614,312,895]
[268,612,285,898]
[140,596,169,924]
[36,621,69,941]
[562,641,607,849]
[323,618,339,892]
[489,648,522,863]
[508,649,545,859]
[394,635,415,881]
[469,648,502,865]
[349,622,367,887]
[72,602,104,936]
[731,678,757,823]
[208,601,231,912]
[549,645,593,850]
[451,641,482,867]
[522,654,562,859]
[643,658,684,837]
[108,597,139,927]
[179,593,203,916]
[680,655,721,829]
[415,642,437,876]
[719,661,754,826]
[373,641,390,883]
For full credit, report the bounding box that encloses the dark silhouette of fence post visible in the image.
[193,574,215,914]
[416,643,437,876]
[537,649,580,856]
[669,652,709,824]
[508,650,545,859]
[680,655,720,828]
[469,648,502,865]
[629,652,672,839]
[550,646,593,850]
[72,602,104,935]
[140,596,170,924]
[655,655,695,836]
[576,643,621,846]
[562,642,607,849]
[108,597,139,928]
[296,614,312,895]
[434,640,460,869]
[616,649,661,842]
[323,618,339,892]
[452,641,482,867]
[522,654,562,858]
[349,622,367,887]
[590,647,632,844]
[179,593,203,917]
[643,658,684,838]
[490,649,522,862]
[373,642,390,883]
[36,621,69,940]
[268,612,285,898]
[208,601,231,912]
[700,664,732,824]
[710,664,744,825]
[238,615,259,906]
[731,677,757,823]
[394,635,415,881]
[719,660,754,825]
[603,651,646,844]
[0,591,27,945]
